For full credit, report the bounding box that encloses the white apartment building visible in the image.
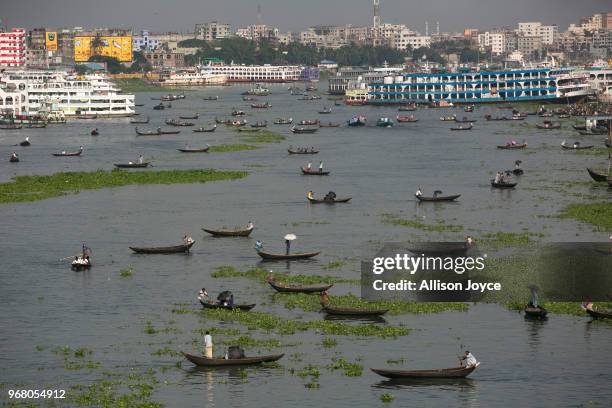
[235,25,279,42]
[392,30,431,50]
[517,22,558,45]
[478,32,506,55]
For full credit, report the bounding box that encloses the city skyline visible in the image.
[1,0,609,33]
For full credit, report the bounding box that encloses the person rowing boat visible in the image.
[459,351,478,368]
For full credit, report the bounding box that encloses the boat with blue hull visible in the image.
[358,68,592,105]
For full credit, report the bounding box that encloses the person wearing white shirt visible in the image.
[204,331,213,358]
[461,351,478,368]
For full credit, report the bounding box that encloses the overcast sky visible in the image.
[1,0,609,33]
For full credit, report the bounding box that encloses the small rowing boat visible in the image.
[524,306,547,318]
[396,115,418,123]
[583,305,612,319]
[288,148,319,154]
[179,113,199,120]
[371,363,480,379]
[586,168,608,182]
[129,241,194,254]
[274,118,293,125]
[268,280,333,293]
[301,167,329,176]
[450,124,472,131]
[114,162,150,168]
[178,146,210,153]
[292,126,318,134]
[130,116,150,124]
[497,142,527,150]
[52,147,83,157]
[491,180,517,189]
[416,192,461,202]
[319,122,341,128]
[182,352,284,367]
[165,119,194,127]
[256,250,320,260]
[135,127,161,136]
[192,125,217,133]
[307,195,351,204]
[536,121,561,130]
[199,300,255,311]
[202,224,254,237]
[561,142,593,150]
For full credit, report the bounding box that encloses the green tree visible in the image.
[90,33,105,57]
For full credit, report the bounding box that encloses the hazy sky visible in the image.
[1,0,609,33]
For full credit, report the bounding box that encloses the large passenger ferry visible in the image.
[0,70,135,117]
[201,63,302,82]
[352,68,593,105]
[158,68,228,86]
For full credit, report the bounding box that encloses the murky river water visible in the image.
[0,82,610,407]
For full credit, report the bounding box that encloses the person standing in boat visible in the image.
[494,172,502,184]
[11,152,18,160]
[204,331,213,358]
[198,288,210,303]
[255,240,263,253]
[318,161,324,172]
[138,155,144,164]
[246,221,254,230]
[460,351,478,368]
[416,186,423,197]
[285,238,291,255]
[307,191,314,200]
[183,234,194,245]
[306,161,312,170]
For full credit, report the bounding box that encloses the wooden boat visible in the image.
[202,225,254,237]
[199,300,256,311]
[298,120,319,126]
[491,180,517,189]
[319,122,341,128]
[114,162,150,168]
[130,116,149,124]
[251,102,271,109]
[237,127,260,133]
[9,155,19,163]
[231,110,245,116]
[561,142,593,150]
[291,126,318,134]
[129,241,194,254]
[215,117,232,125]
[396,115,418,123]
[398,104,417,111]
[524,306,547,318]
[0,124,23,130]
[583,306,612,319]
[536,121,561,130]
[454,117,477,123]
[318,108,332,114]
[322,305,388,317]
[91,129,99,136]
[182,352,284,367]
[371,363,479,379]
[153,104,165,110]
[178,146,210,153]
[416,193,461,202]
[165,119,194,127]
[307,196,351,204]
[159,129,181,135]
[348,116,367,127]
[268,280,333,293]
[497,143,527,150]
[179,113,199,120]
[450,124,472,131]
[440,116,456,122]
[251,121,268,128]
[484,114,508,121]
[202,96,219,101]
[19,139,31,146]
[301,167,329,176]
[376,118,394,127]
[274,118,293,125]
[288,148,319,154]
[135,127,161,136]
[256,250,320,260]
[572,124,587,131]
[52,148,83,157]
[71,262,92,271]
[586,168,608,182]
[193,125,217,133]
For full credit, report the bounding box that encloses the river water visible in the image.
[0,82,610,407]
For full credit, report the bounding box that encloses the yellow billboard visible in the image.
[45,32,58,51]
[74,36,132,62]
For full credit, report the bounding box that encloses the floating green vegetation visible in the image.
[304,381,320,389]
[211,266,358,285]
[292,365,320,379]
[327,357,363,376]
[278,293,468,315]
[144,321,157,335]
[50,346,100,371]
[382,214,463,233]
[150,347,181,357]
[0,169,248,204]
[559,202,612,231]
[192,327,241,336]
[321,338,338,348]
[479,231,542,248]
[239,131,286,144]
[380,393,395,403]
[208,144,259,153]
[119,267,134,278]
[321,260,345,270]
[197,308,409,338]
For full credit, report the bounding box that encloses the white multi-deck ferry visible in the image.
[158,68,228,86]
[201,63,302,82]
[0,70,135,117]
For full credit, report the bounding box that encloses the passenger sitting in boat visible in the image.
[494,172,502,184]
[310,147,315,152]
[415,187,423,197]
[466,236,475,246]
[183,235,194,245]
[573,141,580,148]
[255,240,263,252]
[11,152,18,160]
[307,191,314,200]
[460,351,478,368]
[307,161,312,170]
[198,288,210,303]
[247,221,254,230]
[228,294,234,307]
[324,191,336,201]
[511,140,517,146]
[320,291,330,307]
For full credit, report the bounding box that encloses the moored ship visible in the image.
[158,68,228,86]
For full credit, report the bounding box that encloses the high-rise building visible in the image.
[0,28,26,67]
[517,22,558,45]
